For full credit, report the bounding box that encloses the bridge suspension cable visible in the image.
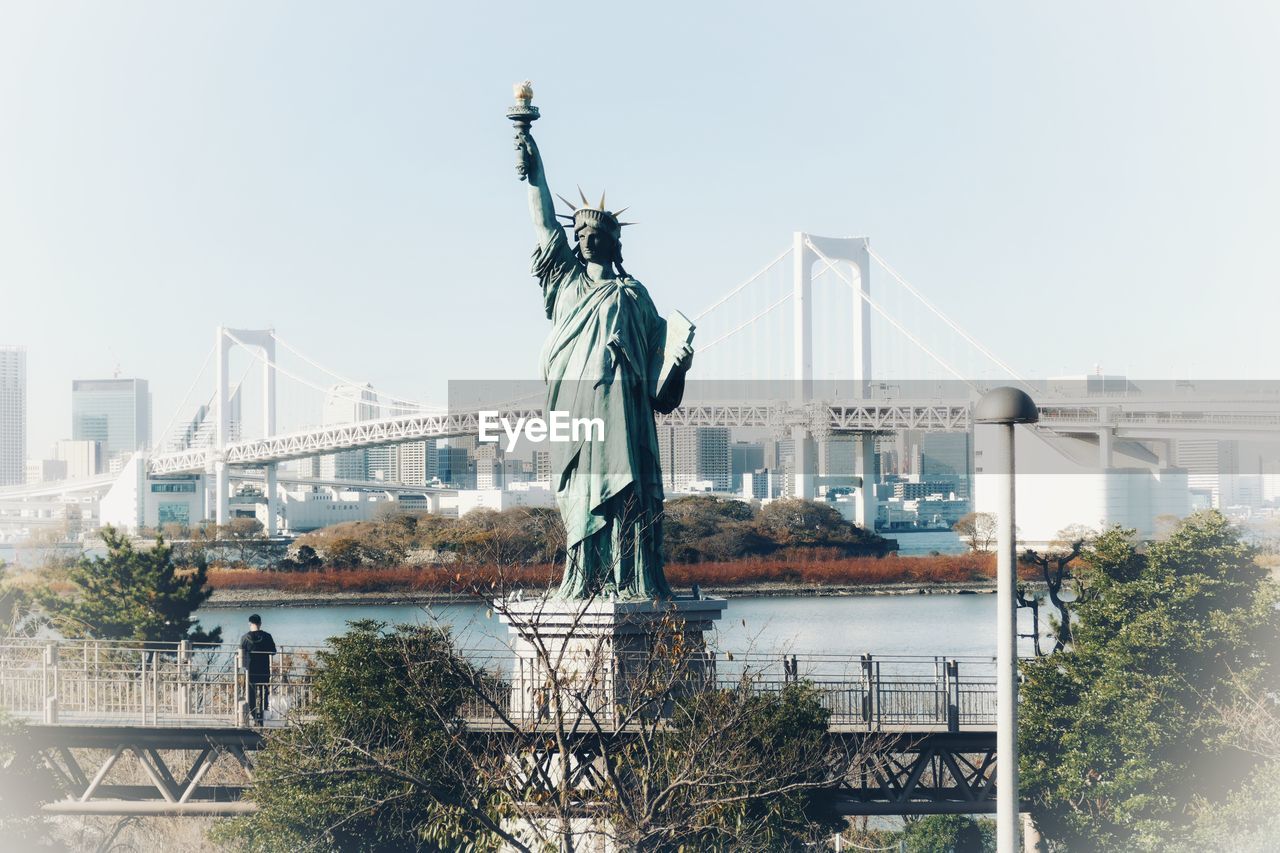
[270,332,441,412]
[693,246,792,321]
[153,343,215,451]
[222,329,444,417]
[698,291,794,353]
[866,245,1032,390]
[806,240,976,389]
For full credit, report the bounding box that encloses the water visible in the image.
[199,593,1043,660]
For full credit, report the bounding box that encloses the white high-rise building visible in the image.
[317,383,377,480]
[657,426,732,492]
[475,443,503,490]
[56,439,103,479]
[397,440,436,486]
[0,346,25,486]
[533,449,552,484]
[1176,439,1239,508]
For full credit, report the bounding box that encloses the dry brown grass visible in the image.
[207,552,1001,594]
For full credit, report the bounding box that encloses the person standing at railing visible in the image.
[239,614,277,725]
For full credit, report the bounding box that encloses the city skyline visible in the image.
[3,3,1280,456]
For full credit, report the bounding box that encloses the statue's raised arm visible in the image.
[509,82,558,246]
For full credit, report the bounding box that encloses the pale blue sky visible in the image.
[2,2,1278,453]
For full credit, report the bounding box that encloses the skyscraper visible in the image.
[731,441,765,489]
[318,383,377,480]
[0,346,26,486]
[397,439,437,486]
[919,432,972,498]
[657,426,732,492]
[533,449,552,484]
[1176,439,1240,508]
[71,378,152,466]
[475,443,503,489]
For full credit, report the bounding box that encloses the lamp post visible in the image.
[975,386,1038,853]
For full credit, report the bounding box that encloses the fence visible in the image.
[0,638,995,731]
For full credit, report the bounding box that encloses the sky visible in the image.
[2,1,1279,455]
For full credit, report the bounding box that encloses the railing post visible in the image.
[152,649,160,725]
[140,650,148,725]
[238,646,251,727]
[860,654,878,728]
[43,642,58,725]
[178,640,191,717]
[874,659,882,729]
[947,659,960,732]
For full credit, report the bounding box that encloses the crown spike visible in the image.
[555,193,577,211]
[577,185,590,207]
[611,207,629,217]
[618,222,636,227]
[599,190,606,210]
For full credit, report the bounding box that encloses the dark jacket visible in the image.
[239,630,277,677]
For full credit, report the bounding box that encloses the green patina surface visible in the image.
[514,94,691,600]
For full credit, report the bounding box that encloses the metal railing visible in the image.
[0,639,995,731]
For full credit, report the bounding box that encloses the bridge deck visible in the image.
[3,640,1000,816]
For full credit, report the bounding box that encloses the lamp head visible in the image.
[975,386,1039,425]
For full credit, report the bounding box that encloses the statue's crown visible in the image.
[555,187,634,239]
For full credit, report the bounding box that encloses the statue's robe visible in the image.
[533,228,684,599]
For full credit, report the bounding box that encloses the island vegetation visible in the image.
[196,497,1007,595]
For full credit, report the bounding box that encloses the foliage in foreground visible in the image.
[214,620,505,852]
[617,682,842,850]
[217,620,856,852]
[902,814,994,853]
[36,526,220,644]
[1019,511,1280,852]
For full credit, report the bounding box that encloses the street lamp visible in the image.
[975,386,1038,853]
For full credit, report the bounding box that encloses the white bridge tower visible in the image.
[212,328,278,532]
[790,233,877,529]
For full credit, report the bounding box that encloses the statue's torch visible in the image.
[507,80,540,181]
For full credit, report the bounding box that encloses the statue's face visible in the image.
[576,226,616,264]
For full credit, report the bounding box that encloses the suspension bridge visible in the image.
[127,232,1280,533]
[3,231,1276,542]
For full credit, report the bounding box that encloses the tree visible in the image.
[953,512,997,553]
[756,498,890,554]
[619,681,846,850]
[220,517,267,567]
[36,526,221,644]
[1172,681,1280,852]
[1017,527,1090,656]
[215,620,514,852]
[0,562,33,636]
[902,814,994,852]
[228,603,880,853]
[1019,512,1280,852]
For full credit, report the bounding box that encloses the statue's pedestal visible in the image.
[497,596,727,723]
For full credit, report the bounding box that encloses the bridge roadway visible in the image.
[146,395,1280,476]
[1,639,997,817]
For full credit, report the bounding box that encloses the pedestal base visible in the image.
[497,596,727,723]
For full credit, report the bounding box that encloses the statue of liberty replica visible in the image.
[499,83,725,731]
[509,82,695,601]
